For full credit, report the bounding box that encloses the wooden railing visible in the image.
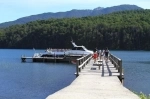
[109,53,124,82]
[76,54,92,77]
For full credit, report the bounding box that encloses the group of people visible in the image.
[93,47,109,63]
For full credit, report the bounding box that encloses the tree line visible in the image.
[0,9,150,50]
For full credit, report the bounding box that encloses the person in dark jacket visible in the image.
[104,47,109,62]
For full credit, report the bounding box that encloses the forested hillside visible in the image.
[0,10,150,50]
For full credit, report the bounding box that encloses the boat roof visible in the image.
[71,41,85,48]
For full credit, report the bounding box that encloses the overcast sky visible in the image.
[0,0,150,23]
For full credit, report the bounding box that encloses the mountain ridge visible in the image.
[0,4,143,28]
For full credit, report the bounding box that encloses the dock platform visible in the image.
[21,56,82,63]
[21,56,69,62]
[46,59,140,99]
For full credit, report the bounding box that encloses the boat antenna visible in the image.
[71,41,77,47]
[70,37,78,47]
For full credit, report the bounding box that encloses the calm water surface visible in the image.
[111,51,150,95]
[0,49,150,99]
[0,49,76,99]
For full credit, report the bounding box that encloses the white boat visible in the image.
[33,41,93,58]
[65,41,93,56]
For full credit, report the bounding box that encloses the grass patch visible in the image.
[138,92,150,99]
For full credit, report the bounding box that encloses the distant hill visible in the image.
[0,4,143,28]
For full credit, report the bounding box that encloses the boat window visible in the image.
[72,47,77,50]
[72,47,85,51]
[77,47,85,50]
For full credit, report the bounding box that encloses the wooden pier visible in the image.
[46,54,140,99]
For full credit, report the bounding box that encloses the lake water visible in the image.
[0,49,76,99]
[111,51,150,95]
[0,49,150,99]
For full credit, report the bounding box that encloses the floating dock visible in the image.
[21,55,82,63]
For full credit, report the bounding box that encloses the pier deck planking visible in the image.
[46,59,139,99]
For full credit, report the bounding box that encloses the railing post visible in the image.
[82,58,84,69]
[115,58,117,68]
[84,56,86,67]
[111,55,113,62]
[79,60,81,72]
[119,59,123,82]
[76,59,79,77]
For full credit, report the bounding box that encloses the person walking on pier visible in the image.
[93,47,98,53]
[99,50,104,61]
[104,47,109,62]
[93,51,98,63]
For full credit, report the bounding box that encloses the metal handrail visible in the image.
[76,54,92,76]
[109,53,123,82]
